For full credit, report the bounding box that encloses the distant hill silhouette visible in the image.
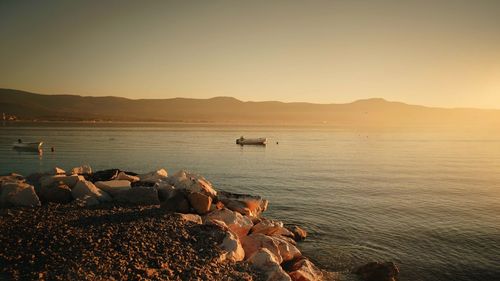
[1,88,499,127]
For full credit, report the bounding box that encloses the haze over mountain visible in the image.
[1,88,499,127]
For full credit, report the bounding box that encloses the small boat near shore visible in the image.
[236,137,267,145]
[12,141,43,151]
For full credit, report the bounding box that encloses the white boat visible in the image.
[236,137,267,145]
[13,141,43,151]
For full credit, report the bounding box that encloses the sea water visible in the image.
[0,122,499,281]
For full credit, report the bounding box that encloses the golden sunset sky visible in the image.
[1,0,499,108]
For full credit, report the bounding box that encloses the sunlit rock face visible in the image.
[94,180,132,197]
[0,181,41,207]
[204,208,253,239]
[71,180,111,206]
[217,191,268,218]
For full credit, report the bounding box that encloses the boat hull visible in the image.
[12,142,43,151]
[236,138,267,145]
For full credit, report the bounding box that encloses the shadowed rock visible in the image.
[353,261,400,281]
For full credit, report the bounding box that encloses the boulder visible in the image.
[114,171,140,182]
[217,191,268,217]
[53,167,66,175]
[169,170,217,197]
[188,192,212,215]
[219,227,245,262]
[114,187,160,205]
[0,173,25,185]
[40,174,84,189]
[71,165,92,175]
[242,233,301,263]
[251,219,295,237]
[0,182,41,207]
[154,181,176,201]
[39,183,73,204]
[94,180,131,197]
[160,190,190,213]
[138,169,168,183]
[89,169,120,182]
[353,262,400,281]
[71,180,111,205]
[174,213,203,224]
[286,257,323,281]
[286,225,307,241]
[204,208,253,239]
[247,248,292,281]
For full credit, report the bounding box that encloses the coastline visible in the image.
[0,166,399,281]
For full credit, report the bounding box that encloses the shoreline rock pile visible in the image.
[0,165,321,281]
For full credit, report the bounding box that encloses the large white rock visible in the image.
[242,233,301,263]
[71,180,111,204]
[217,191,268,218]
[288,258,323,281]
[94,180,131,197]
[247,248,292,281]
[53,167,66,175]
[251,219,294,237]
[138,169,168,183]
[208,220,245,262]
[114,171,140,182]
[204,208,253,239]
[0,182,41,207]
[169,170,217,197]
[71,165,92,175]
[40,174,84,189]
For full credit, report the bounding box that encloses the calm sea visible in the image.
[1,122,499,281]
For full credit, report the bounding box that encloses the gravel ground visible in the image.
[0,203,264,281]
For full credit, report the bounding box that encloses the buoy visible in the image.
[51,147,55,152]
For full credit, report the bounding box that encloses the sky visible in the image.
[0,0,499,108]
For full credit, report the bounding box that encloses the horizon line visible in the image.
[2,87,499,111]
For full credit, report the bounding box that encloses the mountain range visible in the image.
[1,88,499,127]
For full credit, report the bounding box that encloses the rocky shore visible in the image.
[0,165,399,281]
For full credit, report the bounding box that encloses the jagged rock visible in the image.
[242,233,301,263]
[71,165,92,175]
[188,192,212,215]
[217,191,268,217]
[155,181,176,201]
[285,225,308,241]
[53,167,66,175]
[39,183,73,204]
[251,219,294,237]
[114,171,140,182]
[286,257,323,281]
[114,187,160,205]
[40,174,84,189]
[0,181,41,207]
[353,261,400,281]
[0,173,25,185]
[138,169,168,183]
[174,213,203,224]
[160,189,190,213]
[211,220,245,262]
[89,169,120,182]
[204,208,253,239]
[247,248,292,281]
[94,180,132,197]
[71,180,111,205]
[169,170,217,197]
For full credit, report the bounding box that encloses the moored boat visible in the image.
[236,137,267,145]
[13,141,43,151]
